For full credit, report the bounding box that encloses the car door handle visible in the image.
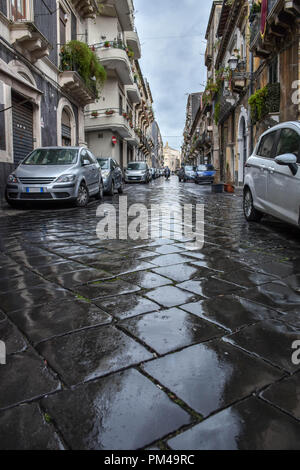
[260,165,266,171]
[268,167,274,174]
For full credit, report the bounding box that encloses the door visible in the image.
[12,91,33,165]
[252,130,278,209]
[266,127,300,225]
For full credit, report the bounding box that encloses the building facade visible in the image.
[85,0,158,169]
[0,0,102,204]
[164,142,181,172]
[182,0,300,186]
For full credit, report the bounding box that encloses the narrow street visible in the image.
[0,177,299,450]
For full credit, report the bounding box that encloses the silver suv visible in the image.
[244,121,300,226]
[5,147,104,207]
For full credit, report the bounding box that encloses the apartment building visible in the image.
[85,0,157,169]
[0,0,103,203]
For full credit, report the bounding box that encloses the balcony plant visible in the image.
[91,110,99,118]
[104,41,110,48]
[105,109,115,115]
[60,40,106,96]
[248,83,280,124]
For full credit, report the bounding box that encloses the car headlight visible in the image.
[55,174,76,183]
[102,170,110,178]
[8,174,18,183]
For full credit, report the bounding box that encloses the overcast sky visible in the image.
[134,0,214,151]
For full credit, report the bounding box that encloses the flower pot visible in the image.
[224,183,235,193]
[105,110,114,115]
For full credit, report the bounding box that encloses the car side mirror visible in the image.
[82,159,90,166]
[275,153,298,176]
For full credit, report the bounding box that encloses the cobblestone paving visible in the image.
[0,177,299,450]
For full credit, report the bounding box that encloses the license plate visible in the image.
[26,187,46,193]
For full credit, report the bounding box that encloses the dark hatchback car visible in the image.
[195,164,216,184]
[97,157,124,195]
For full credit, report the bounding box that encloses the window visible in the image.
[257,132,277,159]
[60,5,67,46]
[276,128,300,163]
[11,0,26,21]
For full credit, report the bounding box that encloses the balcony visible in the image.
[250,0,300,58]
[124,30,141,59]
[125,83,141,104]
[101,0,134,31]
[69,0,99,19]
[59,71,97,106]
[9,22,51,63]
[205,45,213,67]
[85,110,134,138]
[95,42,134,85]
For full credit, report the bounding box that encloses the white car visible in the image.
[243,121,300,226]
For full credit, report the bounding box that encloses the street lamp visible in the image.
[228,55,238,71]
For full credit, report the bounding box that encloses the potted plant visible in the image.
[105,109,114,115]
[91,110,99,118]
[104,41,110,48]
[224,181,235,193]
[122,112,128,119]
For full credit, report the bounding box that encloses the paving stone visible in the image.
[260,372,300,420]
[37,325,153,386]
[279,311,300,328]
[145,286,198,308]
[34,261,88,277]
[151,263,214,283]
[75,278,140,300]
[0,272,47,294]
[0,320,27,354]
[239,281,300,312]
[143,341,282,417]
[180,295,279,332]
[96,294,160,319]
[0,349,60,410]
[226,319,300,373]
[0,286,74,313]
[0,265,31,281]
[177,277,244,298]
[8,300,112,345]
[216,268,277,288]
[121,271,172,289]
[152,245,183,255]
[42,368,190,450]
[168,397,300,450]
[149,254,193,267]
[0,403,64,450]
[191,256,248,274]
[120,308,224,355]
[53,268,112,288]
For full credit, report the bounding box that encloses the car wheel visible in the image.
[95,180,104,200]
[118,180,124,194]
[75,182,89,207]
[108,180,114,196]
[243,188,263,222]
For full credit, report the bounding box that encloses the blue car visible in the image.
[195,164,216,185]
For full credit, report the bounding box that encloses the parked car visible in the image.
[97,157,124,195]
[124,162,151,184]
[5,147,103,208]
[182,165,197,182]
[243,121,300,227]
[195,164,216,185]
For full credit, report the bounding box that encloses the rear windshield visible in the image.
[128,163,147,170]
[98,159,109,169]
[23,149,78,165]
[197,165,207,171]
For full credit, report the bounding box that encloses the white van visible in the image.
[243,121,300,227]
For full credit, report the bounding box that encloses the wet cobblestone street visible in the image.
[0,176,299,450]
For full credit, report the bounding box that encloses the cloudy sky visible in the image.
[134,0,214,151]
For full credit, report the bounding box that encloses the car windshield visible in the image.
[185,166,194,171]
[128,163,147,170]
[23,149,78,165]
[197,165,207,171]
[98,159,109,169]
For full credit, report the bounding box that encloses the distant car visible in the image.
[5,146,103,207]
[97,157,124,195]
[125,162,151,184]
[243,121,300,227]
[182,165,196,182]
[195,164,216,185]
